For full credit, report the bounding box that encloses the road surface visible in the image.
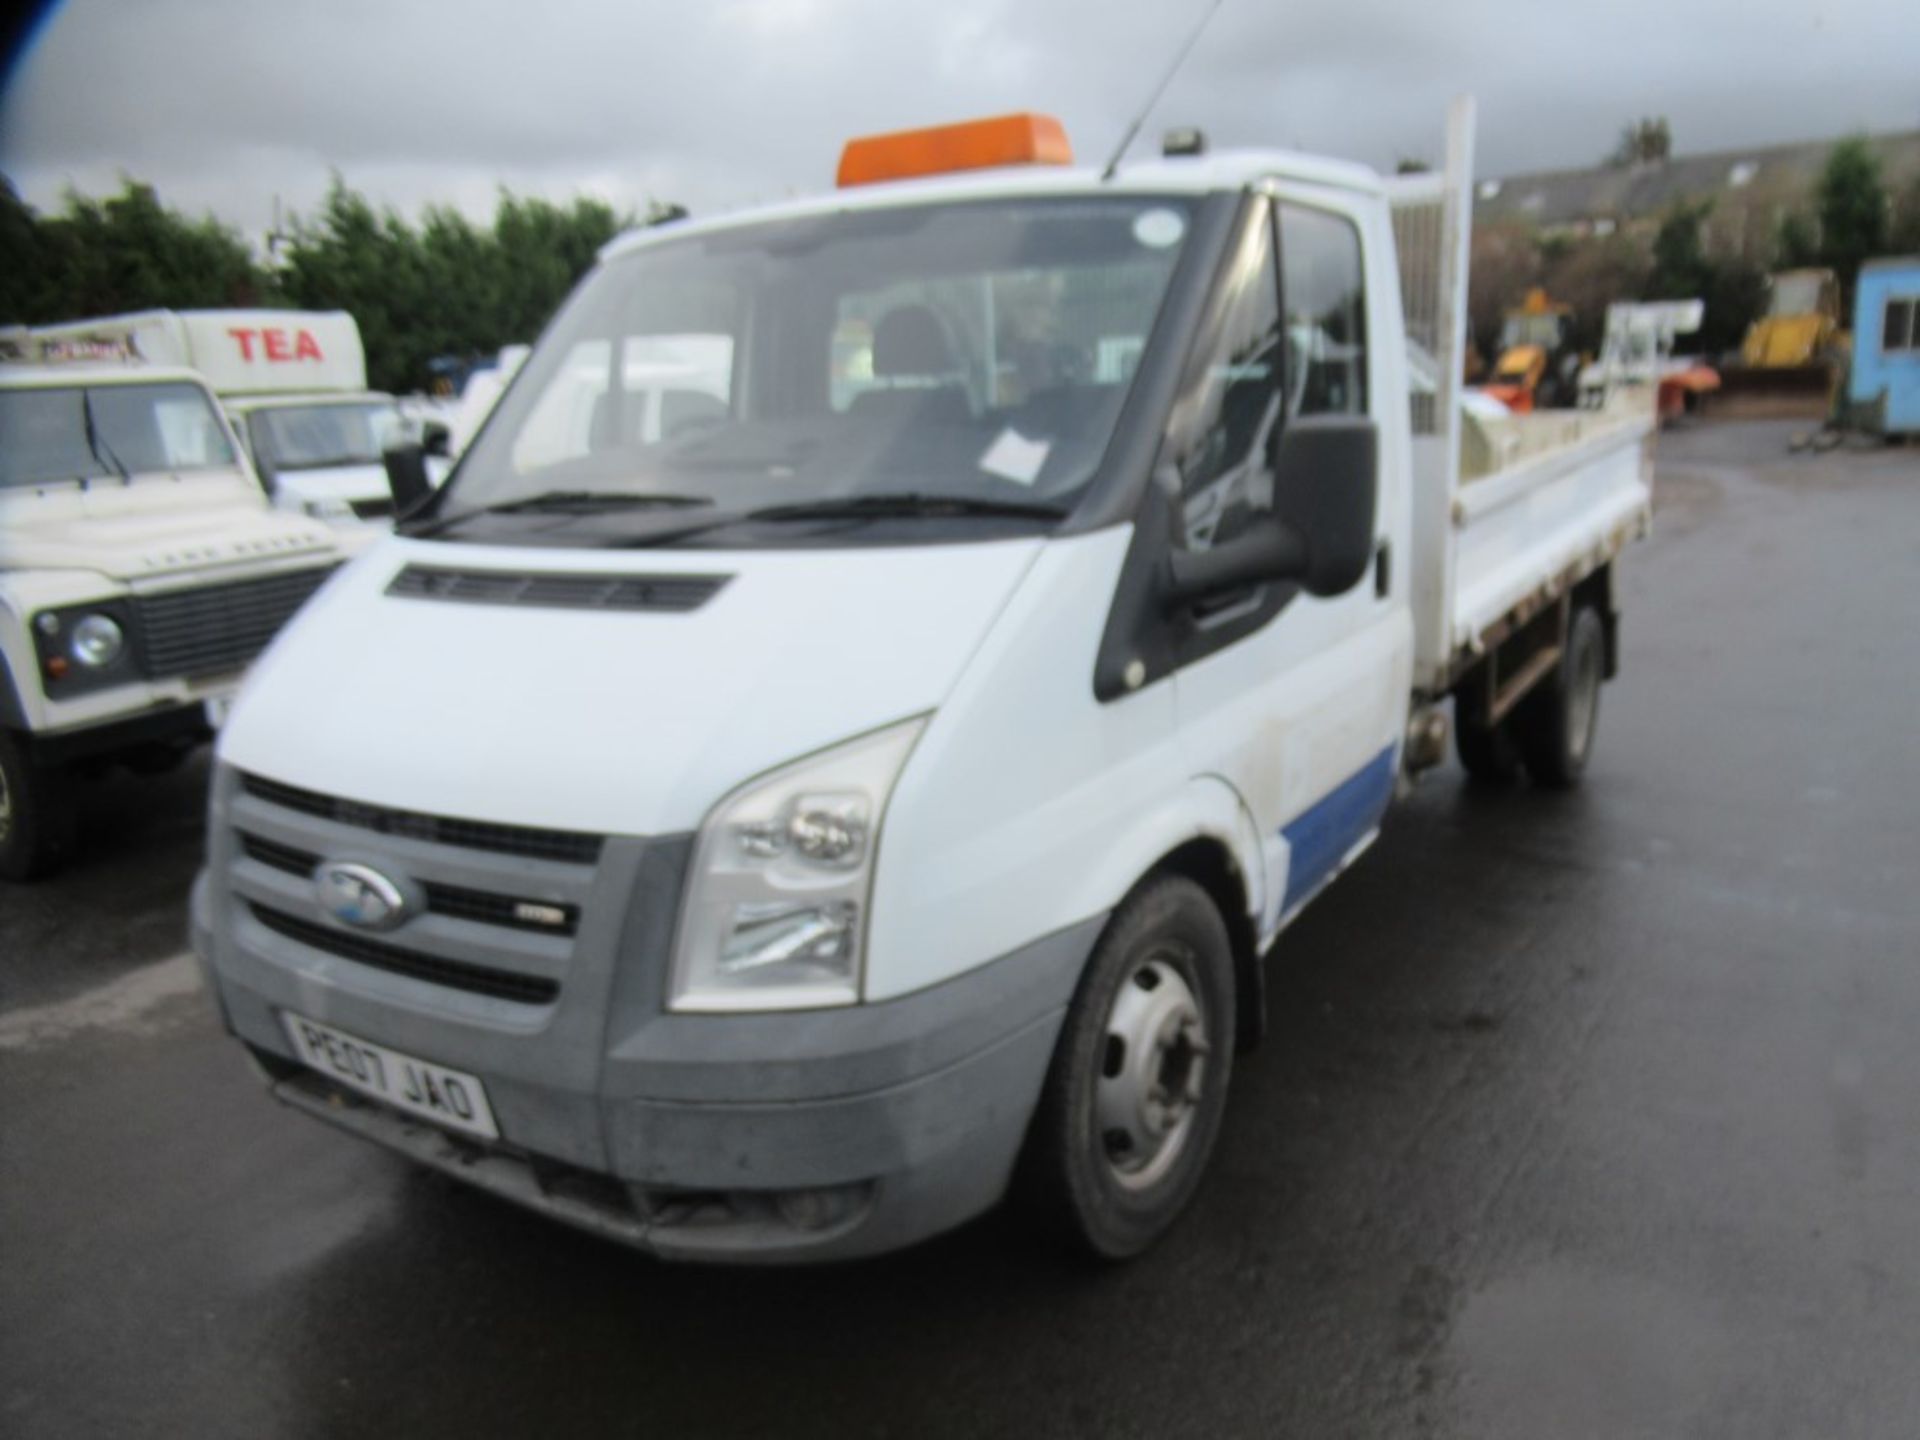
[4,421,1918,1437]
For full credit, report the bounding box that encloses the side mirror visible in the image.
[382,441,435,518]
[1162,414,1379,607]
[421,419,452,459]
[1271,414,1378,598]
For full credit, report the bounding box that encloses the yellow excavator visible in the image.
[1481,289,1580,412]
[1716,267,1847,415]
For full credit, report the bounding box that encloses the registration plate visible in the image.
[281,1012,499,1140]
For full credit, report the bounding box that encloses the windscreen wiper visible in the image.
[408,490,713,536]
[743,493,1070,523]
[602,491,1072,548]
[81,394,129,482]
[485,489,714,514]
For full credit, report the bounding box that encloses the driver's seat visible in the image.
[848,305,971,424]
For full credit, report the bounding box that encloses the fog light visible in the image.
[775,1183,873,1232]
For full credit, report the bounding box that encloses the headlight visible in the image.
[70,614,125,668]
[303,498,355,520]
[669,717,926,1012]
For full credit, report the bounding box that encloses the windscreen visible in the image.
[0,382,237,488]
[1770,274,1824,315]
[1500,312,1562,350]
[251,400,408,470]
[446,196,1197,518]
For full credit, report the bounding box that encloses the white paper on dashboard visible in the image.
[977,428,1051,486]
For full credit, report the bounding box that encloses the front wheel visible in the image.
[1514,606,1606,789]
[1022,874,1236,1260]
[0,730,78,882]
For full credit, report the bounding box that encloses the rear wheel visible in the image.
[0,730,79,882]
[1455,714,1522,784]
[1514,606,1605,789]
[1023,874,1235,1260]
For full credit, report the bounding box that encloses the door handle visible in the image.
[1374,539,1391,598]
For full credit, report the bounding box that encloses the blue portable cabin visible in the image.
[1848,257,1920,436]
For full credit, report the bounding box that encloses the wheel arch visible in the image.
[0,651,25,732]
[1571,561,1618,679]
[1145,835,1266,1054]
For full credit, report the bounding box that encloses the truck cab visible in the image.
[192,104,1650,1261]
[25,309,443,533]
[225,388,447,525]
[1,363,345,878]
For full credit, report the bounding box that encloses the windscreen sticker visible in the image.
[1133,207,1186,249]
[978,428,1051,486]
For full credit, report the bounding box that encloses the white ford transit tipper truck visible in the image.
[28,310,447,528]
[193,102,1657,1261]
[1,363,344,878]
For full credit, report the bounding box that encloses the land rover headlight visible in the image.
[669,717,926,1012]
[71,614,126,668]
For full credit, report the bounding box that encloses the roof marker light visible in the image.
[836,113,1073,189]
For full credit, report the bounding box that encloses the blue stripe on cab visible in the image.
[1279,744,1396,913]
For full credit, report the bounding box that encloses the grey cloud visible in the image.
[2,0,1915,242]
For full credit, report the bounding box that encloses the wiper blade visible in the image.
[744,493,1069,523]
[605,492,1069,548]
[408,489,713,536]
[81,394,129,481]
[486,489,714,514]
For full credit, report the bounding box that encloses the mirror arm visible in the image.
[1163,518,1307,608]
[382,442,436,520]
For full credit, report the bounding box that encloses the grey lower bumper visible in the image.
[197,855,1101,1262]
[263,997,1067,1263]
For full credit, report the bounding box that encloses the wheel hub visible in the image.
[1095,956,1210,1191]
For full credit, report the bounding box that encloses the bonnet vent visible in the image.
[386,564,730,613]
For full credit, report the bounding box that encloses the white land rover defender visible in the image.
[1,362,346,879]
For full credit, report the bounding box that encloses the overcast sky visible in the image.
[2,0,1916,244]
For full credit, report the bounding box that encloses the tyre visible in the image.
[1455,713,1521,784]
[1513,606,1605,789]
[1023,874,1236,1260]
[0,730,79,882]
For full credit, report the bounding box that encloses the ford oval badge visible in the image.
[315,861,408,931]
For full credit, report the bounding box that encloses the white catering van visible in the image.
[0,362,344,878]
[193,103,1657,1261]
[29,309,443,528]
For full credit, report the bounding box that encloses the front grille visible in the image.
[423,880,579,936]
[249,903,560,1005]
[240,832,316,876]
[350,497,396,520]
[239,831,581,937]
[135,566,335,679]
[386,564,729,613]
[239,772,603,865]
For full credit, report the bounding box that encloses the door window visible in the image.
[1165,199,1372,554]
[1164,201,1283,552]
[1280,205,1368,418]
[1884,297,1916,353]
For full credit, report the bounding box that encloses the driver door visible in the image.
[1168,194,1407,939]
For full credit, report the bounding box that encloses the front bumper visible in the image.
[192,847,1098,1263]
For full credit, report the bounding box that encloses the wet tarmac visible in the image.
[4,420,1919,1437]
